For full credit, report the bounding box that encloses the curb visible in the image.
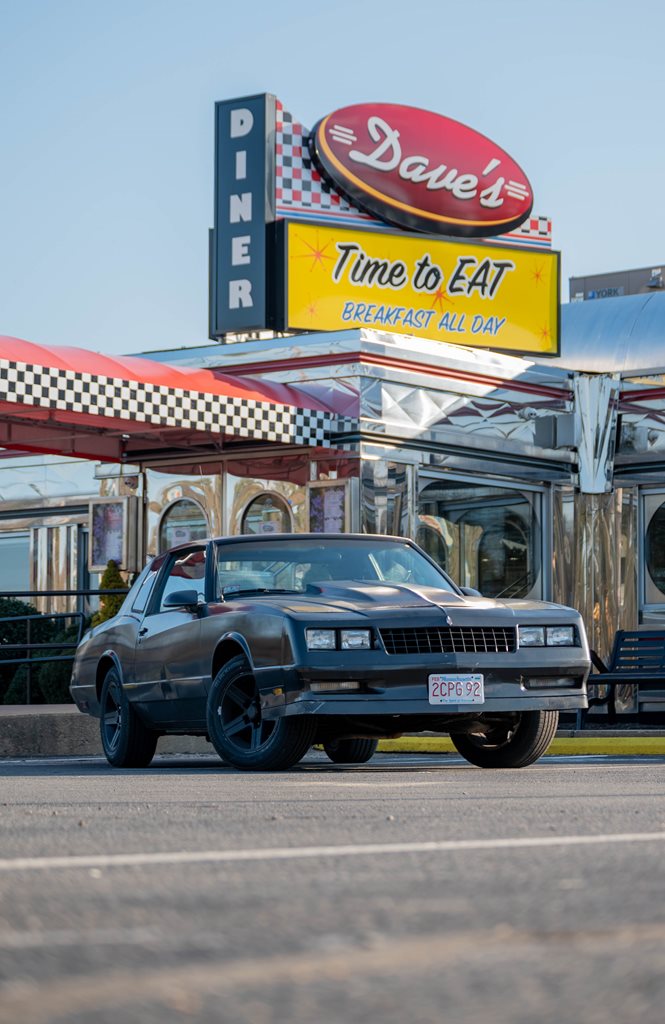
[378,736,665,756]
[1,707,664,760]
[0,707,213,759]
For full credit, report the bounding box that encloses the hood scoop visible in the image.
[305,580,466,610]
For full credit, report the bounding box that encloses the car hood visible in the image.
[253,581,579,622]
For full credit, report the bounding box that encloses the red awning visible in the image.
[0,335,334,462]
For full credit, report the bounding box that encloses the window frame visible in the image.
[417,471,548,599]
[240,491,293,536]
[146,544,210,615]
[158,498,209,554]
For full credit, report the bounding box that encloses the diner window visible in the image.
[645,500,665,599]
[477,515,531,597]
[0,532,30,595]
[241,493,292,535]
[416,519,450,572]
[159,499,209,553]
[418,479,542,598]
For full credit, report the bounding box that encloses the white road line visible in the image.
[275,780,455,787]
[1,831,665,873]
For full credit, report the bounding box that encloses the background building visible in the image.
[570,264,665,302]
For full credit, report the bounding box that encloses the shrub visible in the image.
[38,621,82,703]
[91,560,128,627]
[1,598,84,705]
[3,666,35,704]
[0,597,40,703]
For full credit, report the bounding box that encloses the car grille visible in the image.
[379,626,517,655]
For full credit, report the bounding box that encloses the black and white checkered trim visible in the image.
[275,103,374,225]
[0,359,330,447]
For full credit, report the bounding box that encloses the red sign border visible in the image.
[309,105,534,239]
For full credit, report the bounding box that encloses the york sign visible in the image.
[309,103,533,238]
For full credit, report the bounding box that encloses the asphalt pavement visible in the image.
[1,750,665,1024]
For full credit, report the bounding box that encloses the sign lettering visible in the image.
[310,104,533,238]
[210,94,276,337]
[282,222,558,355]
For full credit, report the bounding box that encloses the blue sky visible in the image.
[1,0,664,356]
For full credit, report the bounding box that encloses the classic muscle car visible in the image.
[70,534,590,770]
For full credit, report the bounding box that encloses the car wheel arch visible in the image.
[95,651,123,703]
[212,633,254,681]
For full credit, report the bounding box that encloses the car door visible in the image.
[131,544,208,728]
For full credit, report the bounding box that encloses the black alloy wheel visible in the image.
[450,710,559,769]
[323,738,379,764]
[100,667,158,768]
[206,655,316,770]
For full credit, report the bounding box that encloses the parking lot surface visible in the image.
[1,751,665,1024]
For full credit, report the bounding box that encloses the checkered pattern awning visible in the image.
[0,338,331,453]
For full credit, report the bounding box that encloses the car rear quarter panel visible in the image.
[70,615,139,716]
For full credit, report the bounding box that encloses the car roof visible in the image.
[163,533,416,555]
[213,533,410,543]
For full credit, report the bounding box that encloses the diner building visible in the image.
[4,93,665,724]
[2,290,665,715]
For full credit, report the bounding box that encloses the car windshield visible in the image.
[214,538,457,597]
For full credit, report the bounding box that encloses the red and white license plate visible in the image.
[428,674,484,705]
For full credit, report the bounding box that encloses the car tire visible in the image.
[100,667,158,768]
[207,655,316,770]
[450,710,559,769]
[323,738,379,764]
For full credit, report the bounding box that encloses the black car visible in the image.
[70,534,590,770]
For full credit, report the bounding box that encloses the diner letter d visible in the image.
[230,108,254,138]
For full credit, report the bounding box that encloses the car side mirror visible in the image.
[460,586,482,598]
[163,589,202,610]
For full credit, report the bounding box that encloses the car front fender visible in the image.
[211,631,255,679]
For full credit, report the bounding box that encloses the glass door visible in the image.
[417,476,545,599]
[641,489,665,623]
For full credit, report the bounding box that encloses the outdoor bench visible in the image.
[587,629,665,721]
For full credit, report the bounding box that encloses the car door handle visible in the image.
[138,627,149,637]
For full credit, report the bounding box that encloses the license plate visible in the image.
[428,674,484,705]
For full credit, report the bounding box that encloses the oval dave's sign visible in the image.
[309,103,533,238]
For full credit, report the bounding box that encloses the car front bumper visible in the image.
[257,648,589,720]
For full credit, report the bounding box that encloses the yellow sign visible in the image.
[285,222,559,355]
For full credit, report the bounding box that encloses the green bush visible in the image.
[38,621,82,703]
[3,666,33,704]
[91,560,128,627]
[0,597,41,703]
[1,564,129,703]
[1,598,83,705]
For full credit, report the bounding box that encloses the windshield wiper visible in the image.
[221,588,300,599]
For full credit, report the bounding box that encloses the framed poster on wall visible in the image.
[307,480,350,533]
[88,496,140,572]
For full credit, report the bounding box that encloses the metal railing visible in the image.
[0,589,127,704]
[0,588,128,601]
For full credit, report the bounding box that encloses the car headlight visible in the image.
[546,626,576,646]
[340,629,371,650]
[518,625,577,647]
[306,628,337,651]
[518,626,545,647]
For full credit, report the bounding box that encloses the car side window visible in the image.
[156,547,207,612]
[131,568,159,614]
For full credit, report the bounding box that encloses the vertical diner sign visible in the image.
[211,93,276,337]
[209,94,557,356]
